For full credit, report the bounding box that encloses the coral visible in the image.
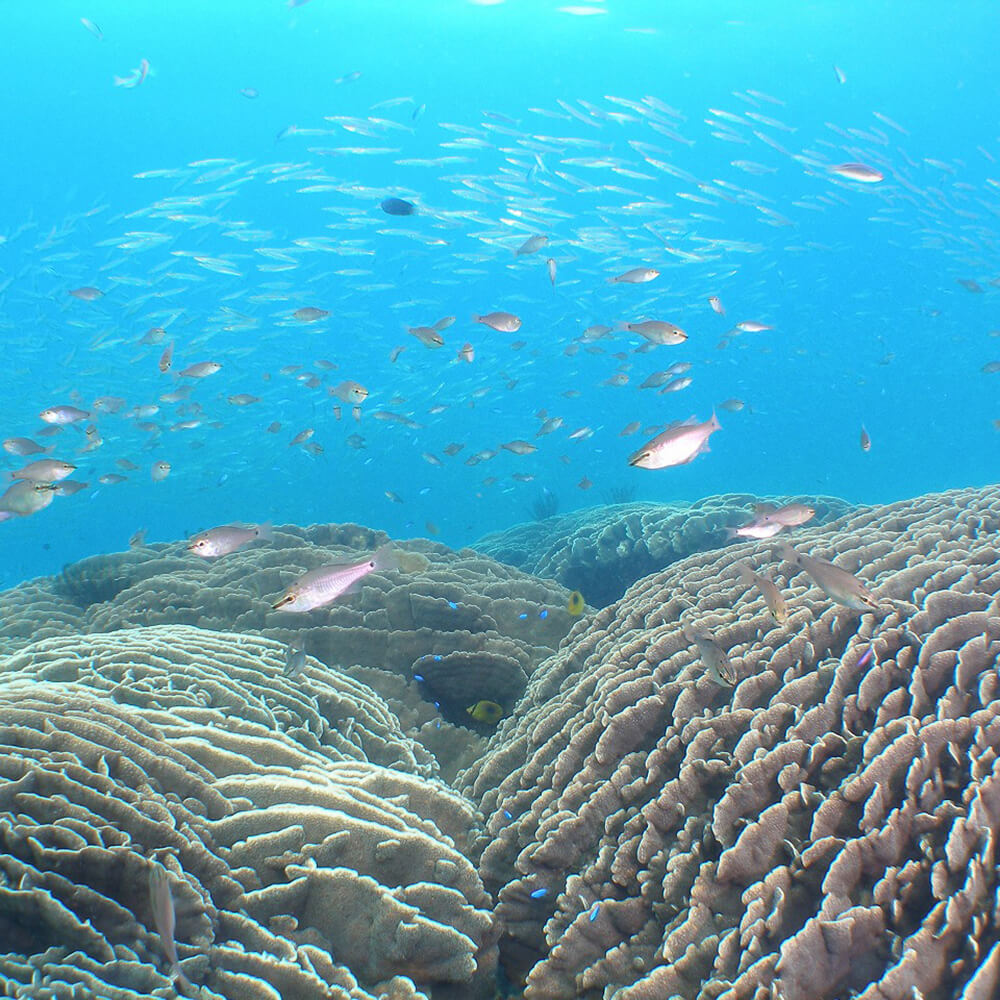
[0,626,497,999]
[460,483,1000,999]
[474,492,854,607]
[0,524,579,774]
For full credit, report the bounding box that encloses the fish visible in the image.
[501,440,537,455]
[757,503,816,527]
[294,307,329,322]
[547,257,557,285]
[567,590,585,615]
[736,562,788,623]
[408,316,453,348]
[69,286,103,301]
[708,295,725,315]
[609,267,660,284]
[39,405,90,425]
[7,459,76,484]
[3,437,51,457]
[188,522,273,558]
[178,361,221,378]
[283,643,307,677]
[0,481,57,518]
[467,700,504,724]
[623,320,686,346]
[830,162,884,183]
[129,529,147,548]
[775,541,879,612]
[458,342,475,363]
[860,425,872,452]
[735,320,772,333]
[227,394,260,406]
[381,197,417,216]
[147,863,190,988]
[272,544,399,612]
[158,342,174,373]
[727,519,785,540]
[240,87,260,99]
[684,626,737,686]
[516,234,549,256]
[331,381,369,404]
[114,58,150,89]
[718,398,745,412]
[628,414,720,469]
[151,461,171,482]
[474,311,522,333]
[80,17,103,40]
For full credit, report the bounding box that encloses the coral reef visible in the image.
[0,626,497,999]
[461,484,1000,999]
[0,524,579,776]
[474,493,854,607]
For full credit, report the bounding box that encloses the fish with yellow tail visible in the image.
[775,541,879,612]
[628,413,720,470]
[272,545,398,612]
[567,590,585,616]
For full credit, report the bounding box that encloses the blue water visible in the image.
[1,0,998,587]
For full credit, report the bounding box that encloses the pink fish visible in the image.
[628,414,720,470]
[273,545,398,612]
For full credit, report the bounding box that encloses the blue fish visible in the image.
[381,197,417,216]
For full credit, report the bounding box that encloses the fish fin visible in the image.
[255,521,274,542]
[754,503,777,516]
[735,560,754,581]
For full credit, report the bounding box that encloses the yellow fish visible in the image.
[567,590,585,616]
[467,700,503,725]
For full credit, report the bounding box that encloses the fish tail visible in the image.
[372,543,399,573]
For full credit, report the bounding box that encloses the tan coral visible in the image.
[461,483,1000,999]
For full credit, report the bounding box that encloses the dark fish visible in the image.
[381,197,417,216]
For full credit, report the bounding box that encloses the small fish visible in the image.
[708,295,725,315]
[69,286,103,301]
[776,541,879,612]
[502,440,537,455]
[129,528,147,548]
[516,234,548,256]
[458,342,475,363]
[53,480,88,497]
[80,17,103,40]
[474,311,522,333]
[758,503,816,527]
[860,425,872,452]
[188,522,273,558]
[381,197,417,216]
[294,307,329,322]
[610,267,660,284]
[158,341,174,373]
[567,590,585,616]
[834,65,847,84]
[408,316,453,349]
[736,562,788,623]
[735,320,772,333]
[546,257,557,286]
[148,863,190,988]
[0,481,58,518]
[623,320,686,346]
[685,626,737,686]
[628,414,720,470]
[227,394,260,406]
[283,643,307,678]
[3,437,51,456]
[151,461,171,482]
[240,87,260,99]
[114,58,150,89]
[331,381,368,404]
[718,398,745,412]
[7,459,76,484]
[727,519,784,540]
[467,700,504,724]
[272,545,398,612]
[830,162,883,183]
[178,361,221,378]
[40,405,90,425]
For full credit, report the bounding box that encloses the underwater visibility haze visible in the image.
[1,2,1000,999]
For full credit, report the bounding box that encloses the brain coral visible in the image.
[474,493,853,608]
[0,625,497,999]
[460,484,1000,999]
[0,523,578,776]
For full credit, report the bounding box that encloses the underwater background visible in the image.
[1,0,998,584]
[3,4,1000,1000]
